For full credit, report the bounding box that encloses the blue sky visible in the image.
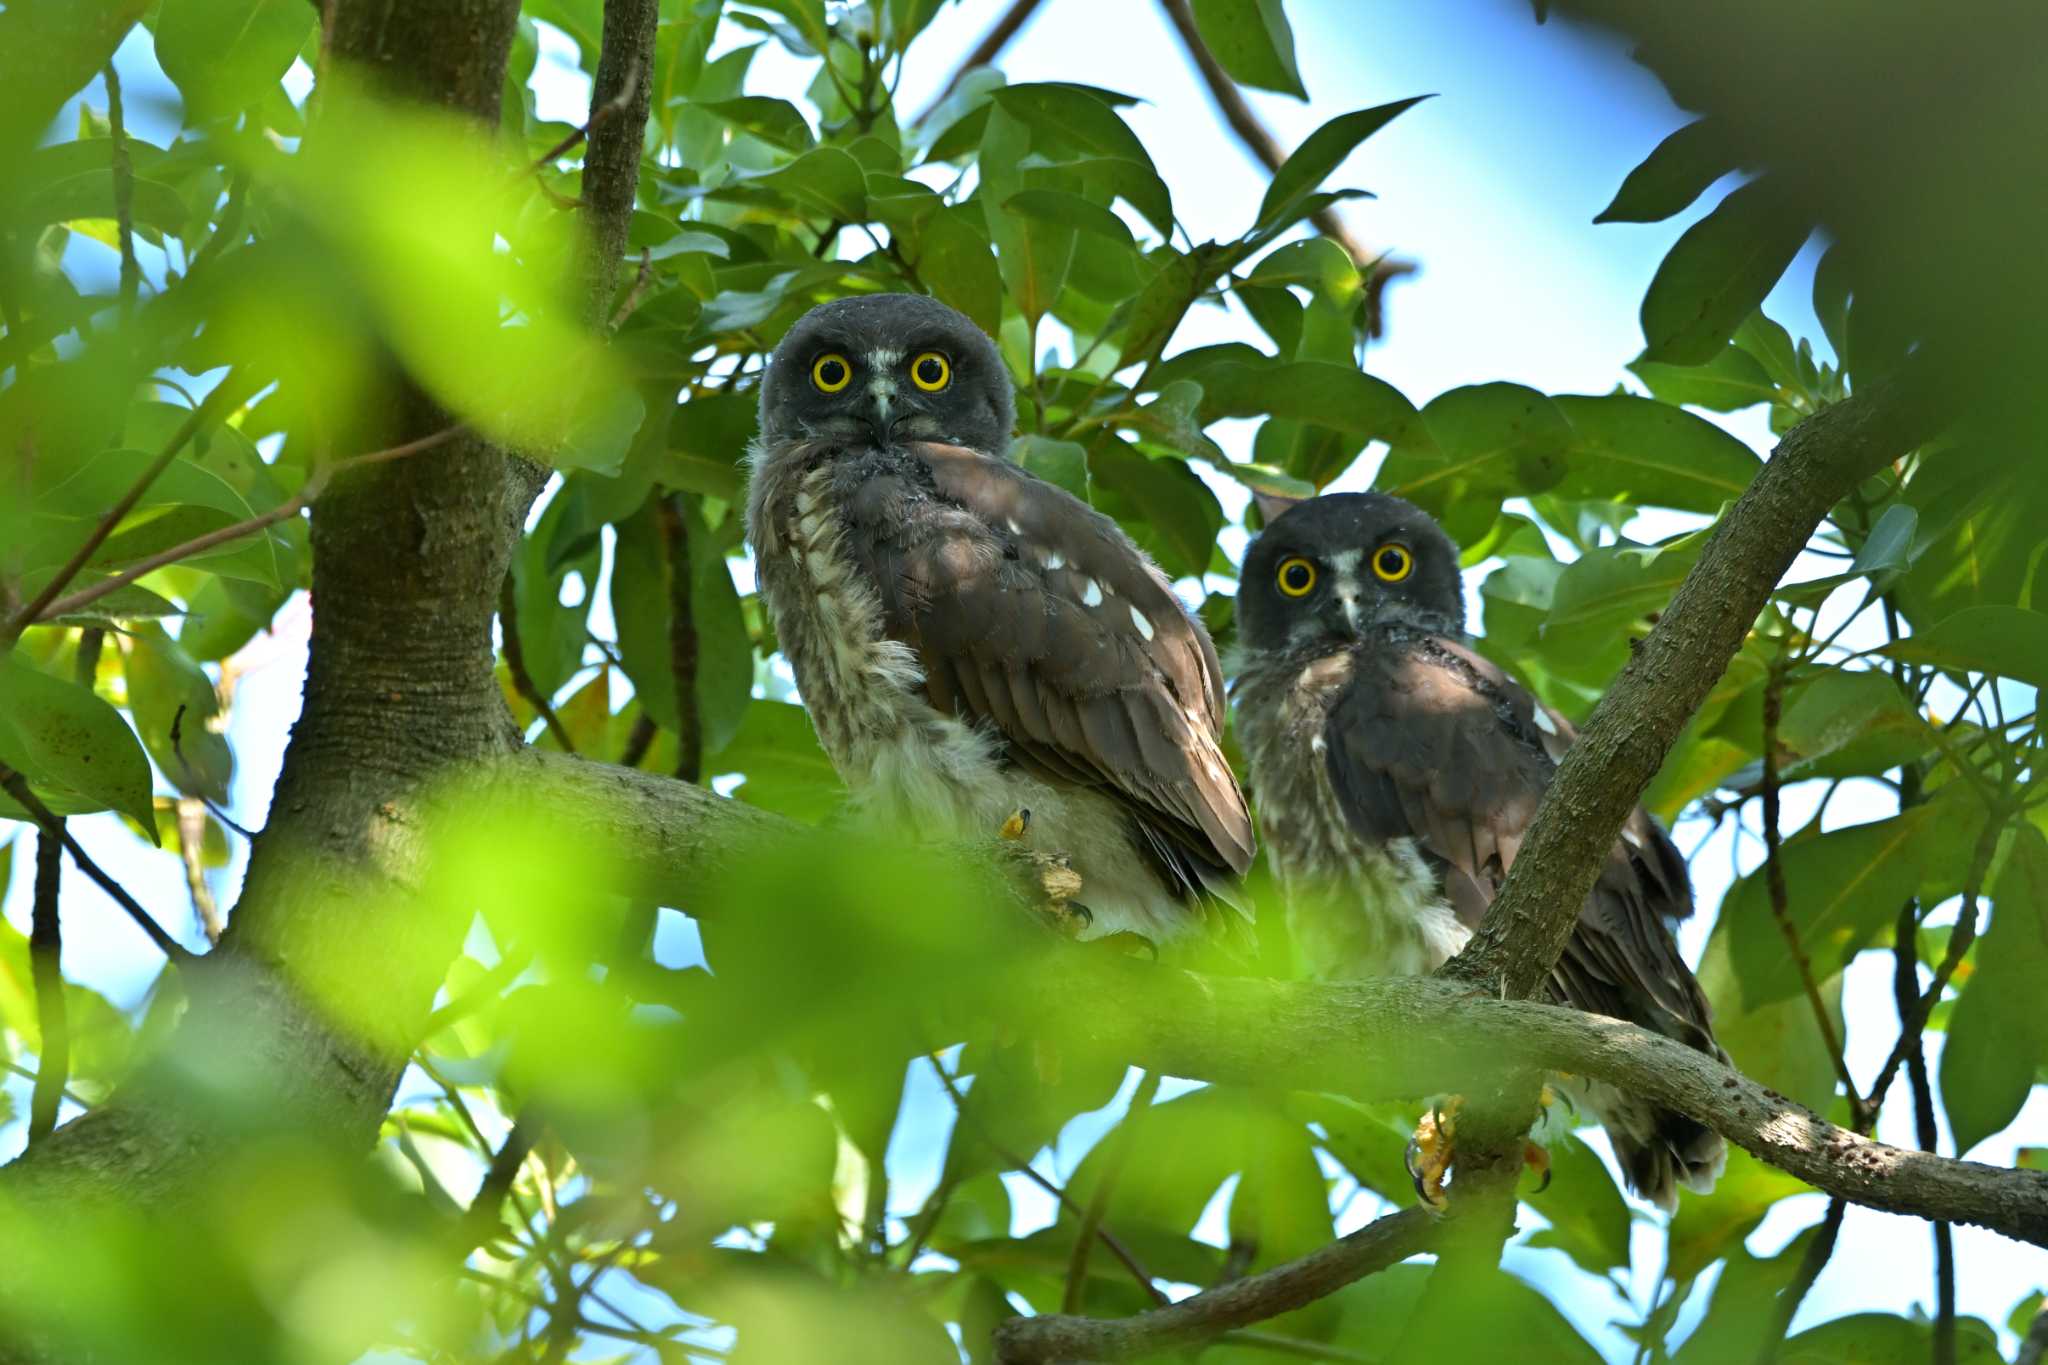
[4,2,2042,1360]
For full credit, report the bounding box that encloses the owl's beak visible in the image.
[861,391,900,445]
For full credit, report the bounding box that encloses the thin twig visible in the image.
[0,764,190,963]
[1892,911,1957,1365]
[168,702,257,841]
[421,946,534,1040]
[1759,1198,1847,1362]
[461,1112,543,1255]
[1155,0,1414,337]
[1862,811,2006,1115]
[928,1052,1167,1305]
[176,796,226,942]
[1761,662,1863,1122]
[523,64,641,180]
[917,0,1045,123]
[29,424,465,626]
[607,247,654,332]
[28,820,68,1144]
[653,494,702,784]
[995,1205,1435,1364]
[616,712,657,768]
[1064,1070,1161,1312]
[6,375,244,641]
[2,1060,92,1112]
[499,572,576,751]
[103,62,140,314]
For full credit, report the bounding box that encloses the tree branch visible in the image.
[1156,0,1414,337]
[573,0,657,333]
[653,494,702,784]
[1445,371,1947,1001]
[994,1205,1435,1363]
[28,826,67,1145]
[499,571,576,751]
[0,764,191,964]
[918,0,1044,123]
[496,749,2048,1248]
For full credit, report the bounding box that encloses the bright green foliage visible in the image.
[0,2,2043,1364]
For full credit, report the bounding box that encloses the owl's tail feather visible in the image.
[1613,1110,1727,1214]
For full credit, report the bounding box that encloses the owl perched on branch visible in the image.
[1232,492,1728,1210]
[745,294,1254,941]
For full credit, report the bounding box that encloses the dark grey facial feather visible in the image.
[1236,492,1466,653]
[758,293,1016,455]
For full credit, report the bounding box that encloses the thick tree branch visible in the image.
[498,749,2048,1248]
[994,1206,1435,1364]
[1445,372,1946,1001]
[574,0,657,332]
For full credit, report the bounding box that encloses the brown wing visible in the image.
[1322,632,1717,1054]
[836,440,1254,904]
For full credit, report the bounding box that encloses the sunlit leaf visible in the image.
[0,649,155,830]
[1192,0,1306,100]
[1640,177,1811,365]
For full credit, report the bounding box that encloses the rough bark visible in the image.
[1446,372,1947,1000]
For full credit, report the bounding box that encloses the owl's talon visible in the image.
[999,808,1032,841]
[1523,1140,1552,1194]
[1405,1096,1462,1209]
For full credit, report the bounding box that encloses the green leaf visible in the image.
[1723,798,1972,1010]
[1849,503,1919,580]
[1670,1225,1821,1365]
[1594,117,1739,224]
[1781,1313,2003,1365]
[990,84,1170,235]
[692,96,814,152]
[1539,530,1707,661]
[1698,929,1847,1111]
[22,168,188,238]
[745,145,867,220]
[1887,605,2048,687]
[1198,360,1426,448]
[1523,1131,1632,1276]
[979,102,1074,325]
[156,0,315,124]
[125,622,233,804]
[1086,439,1222,579]
[1666,1147,1810,1285]
[1191,0,1306,99]
[0,650,154,830]
[1640,178,1811,365]
[1000,189,1134,245]
[1629,343,1777,411]
[1940,826,2048,1155]
[1012,435,1090,501]
[610,499,680,731]
[688,524,752,756]
[1255,97,1429,232]
[1549,393,1760,511]
[1376,383,1572,545]
[1776,668,1932,781]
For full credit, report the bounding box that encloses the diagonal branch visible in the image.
[0,764,191,964]
[495,747,2048,1249]
[994,1204,1435,1363]
[1444,369,1948,1002]
[1156,0,1415,337]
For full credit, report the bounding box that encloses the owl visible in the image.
[744,294,1253,941]
[1231,491,1727,1209]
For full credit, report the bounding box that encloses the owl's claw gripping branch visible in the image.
[1406,1096,1462,1209]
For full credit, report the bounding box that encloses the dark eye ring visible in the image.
[1276,557,1317,597]
[1373,543,1414,582]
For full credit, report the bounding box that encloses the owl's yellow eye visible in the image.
[811,353,852,393]
[1372,543,1414,582]
[1276,557,1317,597]
[909,351,951,392]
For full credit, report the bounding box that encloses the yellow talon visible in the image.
[999,808,1032,841]
[1406,1095,1463,1209]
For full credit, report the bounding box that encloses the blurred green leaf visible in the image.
[1781,1312,2003,1365]
[156,0,315,123]
[694,95,814,152]
[1524,1130,1632,1276]
[1640,177,1810,365]
[125,622,232,804]
[1192,0,1306,100]
[0,649,155,829]
[1630,343,1777,411]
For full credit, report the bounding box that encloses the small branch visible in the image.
[28,424,464,626]
[28,823,69,1144]
[607,247,654,332]
[175,797,226,943]
[1862,811,2005,1115]
[103,61,140,314]
[1894,915,1956,1365]
[0,764,190,963]
[1156,0,1414,337]
[929,1051,1167,1305]
[994,1205,1435,1364]
[570,0,657,333]
[653,494,702,784]
[1761,663,1863,1121]
[616,713,657,768]
[1064,1070,1161,1312]
[6,374,244,642]
[1761,1198,1847,1362]
[918,0,1045,123]
[525,60,640,179]
[498,571,576,752]
[460,1112,542,1255]
[1446,371,1946,1002]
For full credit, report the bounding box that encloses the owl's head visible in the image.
[758,294,1015,454]
[1237,492,1465,652]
